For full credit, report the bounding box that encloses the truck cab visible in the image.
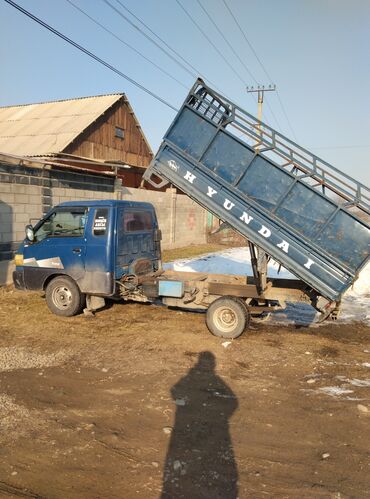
[13,200,161,316]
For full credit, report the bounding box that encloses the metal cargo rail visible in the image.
[144,79,370,303]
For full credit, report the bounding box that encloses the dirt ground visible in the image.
[0,247,369,498]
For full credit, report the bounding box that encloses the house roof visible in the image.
[0,93,144,157]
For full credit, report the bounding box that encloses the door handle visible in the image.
[72,247,81,254]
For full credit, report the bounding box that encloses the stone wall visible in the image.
[121,186,207,249]
[0,160,115,285]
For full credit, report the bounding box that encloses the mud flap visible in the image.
[84,295,105,316]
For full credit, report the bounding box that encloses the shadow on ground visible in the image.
[161,351,238,499]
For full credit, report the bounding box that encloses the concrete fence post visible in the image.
[167,187,177,247]
[114,178,123,200]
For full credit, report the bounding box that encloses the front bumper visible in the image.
[13,269,26,290]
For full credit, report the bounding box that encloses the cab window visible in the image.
[34,208,88,242]
[93,208,109,236]
[123,211,153,232]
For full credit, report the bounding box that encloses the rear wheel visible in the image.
[45,276,84,317]
[206,296,250,339]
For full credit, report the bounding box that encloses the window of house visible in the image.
[115,126,124,139]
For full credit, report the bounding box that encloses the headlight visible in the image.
[14,254,24,266]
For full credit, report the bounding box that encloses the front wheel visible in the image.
[45,276,85,317]
[206,296,250,339]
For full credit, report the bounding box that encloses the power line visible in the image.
[102,0,198,80]
[195,0,283,131]
[274,92,297,141]
[114,0,282,131]
[311,144,370,150]
[222,0,273,82]
[175,0,247,86]
[222,0,298,140]
[113,0,221,91]
[65,0,188,89]
[196,0,257,84]
[3,0,178,112]
[104,0,265,112]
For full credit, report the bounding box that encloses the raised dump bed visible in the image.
[144,79,370,304]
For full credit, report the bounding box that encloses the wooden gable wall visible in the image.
[62,98,153,167]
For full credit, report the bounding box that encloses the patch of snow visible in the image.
[165,248,370,326]
[165,247,294,279]
[348,378,370,387]
[318,386,354,397]
[336,375,370,387]
[340,262,370,325]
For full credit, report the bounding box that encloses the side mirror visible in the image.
[25,224,35,242]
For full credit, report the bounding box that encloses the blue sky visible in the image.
[1,0,369,185]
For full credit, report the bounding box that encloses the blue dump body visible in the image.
[144,79,370,302]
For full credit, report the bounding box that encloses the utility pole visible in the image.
[246,84,276,142]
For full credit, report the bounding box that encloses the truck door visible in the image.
[83,206,115,295]
[116,206,161,278]
[22,206,87,290]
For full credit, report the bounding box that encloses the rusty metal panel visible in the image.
[207,282,261,298]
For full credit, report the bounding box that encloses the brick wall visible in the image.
[0,161,115,285]
[0,160,207,285]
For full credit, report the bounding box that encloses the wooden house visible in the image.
[0,94,153,187]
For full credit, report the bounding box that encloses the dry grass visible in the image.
[162,243,242,263]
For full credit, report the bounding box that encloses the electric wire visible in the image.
[65,0,188,89]
[174,0,247,86]
[113,0,223,92]
[196,0,257,84]
[173,0,281,131]
[195,0,283,131]
[102,0,198,80]
[312,144,370,150]
[102,0,257,111]
[222,0,297,140]
[3,0,178,112]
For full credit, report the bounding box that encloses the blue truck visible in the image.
[13,79,370,339]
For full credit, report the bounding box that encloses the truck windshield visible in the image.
[34,208,88,242]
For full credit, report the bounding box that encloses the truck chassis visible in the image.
[114,265,336,339]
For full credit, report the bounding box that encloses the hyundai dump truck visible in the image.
[13,79,370,339]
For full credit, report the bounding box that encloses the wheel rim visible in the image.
[52,286,72,310]
[214,306,238,334]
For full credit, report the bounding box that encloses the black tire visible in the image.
[45,276,84,317]
[206,296,250,339]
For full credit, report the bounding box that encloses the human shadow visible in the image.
[161,351,238,499]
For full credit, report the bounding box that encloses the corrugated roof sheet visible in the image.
[0,94,123,156]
